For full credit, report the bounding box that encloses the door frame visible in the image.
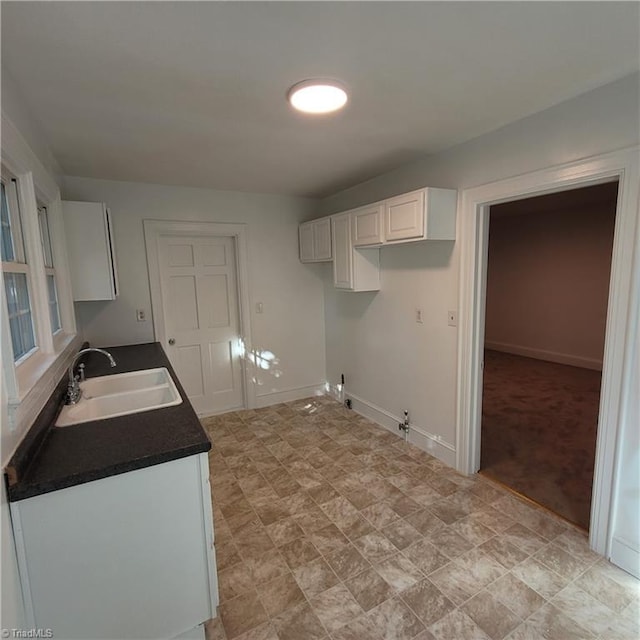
[455,146,640,556]
[143,219,256,411]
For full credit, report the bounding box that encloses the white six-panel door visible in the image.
[158,235,243,415]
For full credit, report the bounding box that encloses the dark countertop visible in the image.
[6,342,211,502]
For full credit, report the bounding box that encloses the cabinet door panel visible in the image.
[299,222,315,262]
[385,191,425,242]
[332,214,353,289]
[313,218,332,260]
[353,204,383,246]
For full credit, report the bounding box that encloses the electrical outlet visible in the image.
[136,309,146,322]
[447,310,457,327]
[415,308,424,324]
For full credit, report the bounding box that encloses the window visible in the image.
[38,204,61,333]
[1,178,37,362]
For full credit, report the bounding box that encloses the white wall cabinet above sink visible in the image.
[299,217,332,262]
[62,200,119,301]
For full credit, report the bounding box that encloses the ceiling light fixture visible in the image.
[287,79,348,114]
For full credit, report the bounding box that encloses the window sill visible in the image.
[7,333,82,434]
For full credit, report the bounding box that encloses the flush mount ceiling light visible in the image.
[287,79,348,114]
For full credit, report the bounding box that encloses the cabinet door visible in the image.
[63,201,118,301]
[353,204,383,246]
[313,218,332,260]
[384,190,425,242]
[332,214,353,289]
[299,222,315,262]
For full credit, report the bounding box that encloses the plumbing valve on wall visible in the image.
[398,410,410,439]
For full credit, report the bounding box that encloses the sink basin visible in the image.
[56,368,182,427]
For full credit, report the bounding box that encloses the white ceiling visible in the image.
[2,2,639,198]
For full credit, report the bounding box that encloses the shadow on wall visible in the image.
[381,240,455,271]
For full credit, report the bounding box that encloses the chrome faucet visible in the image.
[67,348,116,404]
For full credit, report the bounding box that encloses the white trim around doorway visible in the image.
[455,146,640,558]
[143,219,256,411]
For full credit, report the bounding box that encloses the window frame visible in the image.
[1,159,77,412]
[37,203,62,337]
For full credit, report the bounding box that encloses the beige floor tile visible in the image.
[478,535,529,570]
[510,557,569,600]
[533,542,590,581]
[272,601,327,640]
[462,591,522,639]
[256,572,305,618]
[205,616,227,640]
[575,562,637,612]
[219,592,269,639]
[425,526,475,559]
[309,522,350,555]
[366,596,425,640]
[215,540,243,572]
[381,519,423,551]
[353,531,399,564]
[310,583,365,633]
[428,610,492,640]
[243,551,290,585]
[360,502,401,529]
[293,556,340,597]
[278,535,320,569]
[265,516,304,546]
[449,516,495,546]
[233,621,279,640]
[401,538,450,576]
[326,543,371,581]
[550,582,617,636]
[330,615,385,640]
[343,568,394,613]
[500,523,547,556]
[524,602,595,639]
[205,399,633,640]
[218,561,255,602]
[375,553,424,593]
[400,578,455,627]
[404,509,446,537]
[490,572,545,619]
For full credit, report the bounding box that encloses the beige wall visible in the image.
[485,183,618,369]
[62,176,327,406]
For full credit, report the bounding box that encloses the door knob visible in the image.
[168,338,176,345]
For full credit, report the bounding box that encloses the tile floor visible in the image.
[201,396,639,640]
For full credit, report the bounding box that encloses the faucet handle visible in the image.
[78,363,86,381]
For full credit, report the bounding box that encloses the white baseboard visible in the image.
[255,383,326,408]
[485,341,602,371]
[610,535,640,579]
[346,392,456,469]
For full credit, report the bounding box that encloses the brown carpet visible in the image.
[480,349,601,530]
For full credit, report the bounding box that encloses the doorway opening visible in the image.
[479,182,618,530]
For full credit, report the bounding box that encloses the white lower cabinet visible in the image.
[332,212,380,291]
[10,454,218,640]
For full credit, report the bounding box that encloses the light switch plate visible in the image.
[447,310,457,327]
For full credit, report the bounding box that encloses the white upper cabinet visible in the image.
[297,185,456,292]
[299,218,332,262]
[384,188,457,243]
[62,201,119,301]
[352,203,384,246]
[332,212,380,292]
